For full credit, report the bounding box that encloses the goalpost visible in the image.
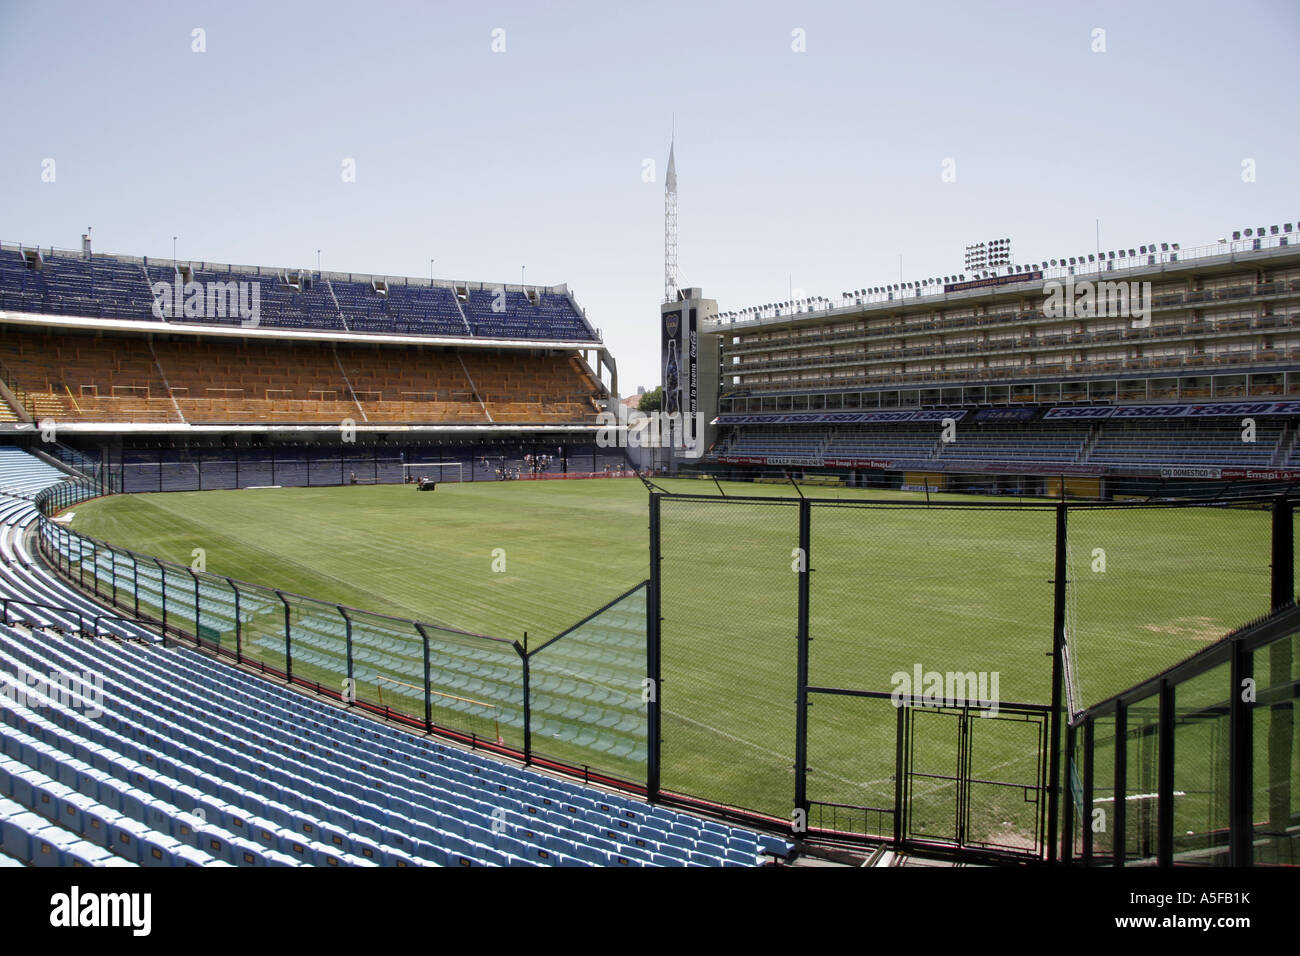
[401,461,465,484]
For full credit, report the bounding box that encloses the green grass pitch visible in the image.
[67,477,1278,844]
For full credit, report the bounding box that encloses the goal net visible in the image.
[401,461,464,484]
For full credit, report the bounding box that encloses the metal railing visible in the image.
[30,478,649,791]
[1066,588,1299,866]
[23,474,1297,862]
[0,596,149,640]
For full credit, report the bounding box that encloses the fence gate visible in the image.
[899,702,1051,857]
[803,689,901,841]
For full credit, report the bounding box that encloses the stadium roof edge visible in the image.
[0,310,602,350]
[0,240,573,296]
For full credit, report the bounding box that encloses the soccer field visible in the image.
[66,477,1276,840]
[67,478,1032,637]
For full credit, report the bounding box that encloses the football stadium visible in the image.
[1,223,1297,875]
[0,6,1296,918]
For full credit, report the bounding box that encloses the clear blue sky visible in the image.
[2,0,1297,391]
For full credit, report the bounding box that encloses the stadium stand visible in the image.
[1086,421,1282,468]
[934,427,1088,465]
[0,449,790,866]
[0,245,598,343]
[825,426,943,463]
[691,232,1300,493]
[0,329,601,425]
[709,417,1290,476]
[718,430,825,460]
[0,447,71,497]
[0,241,621,508]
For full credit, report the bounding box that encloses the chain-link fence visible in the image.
[28,476,1297,862]
[32,479,646,781]
[650,493,1062,849]
[648,489,1290,859]
[656,496,799,819]
[1065,501,1272,712]
[526,582,648,785]
[111,444,631,493]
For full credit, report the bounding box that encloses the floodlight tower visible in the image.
[664,138,678,303]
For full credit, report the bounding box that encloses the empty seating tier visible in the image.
[0,248,599,343]
[0,329,603,425]
[712,419,1291,472]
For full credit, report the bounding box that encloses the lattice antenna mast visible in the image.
[664,137,678,303]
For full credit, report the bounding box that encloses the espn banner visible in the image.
[714,409,969,426]
[714,456,1103,475]
[716,456,895,470]
[1046,400,1300,421]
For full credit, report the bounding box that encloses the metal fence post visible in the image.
[1271,496,1293,609]
[187,567,201,647]
[1113,701,1127,867]
[230,579,242,664]
[339,606,353,702]
[517,638,531,765]
[1266,495,1293,861]
[1048,501,1067,863]
[794,497,811,826]
[277,590,292,682]
[893,703,906,848]
[647,492,662,801]
[414,622,432,731]
[1082,720,1095,864]
[1157,680,1174,866]
[154,558,167,635]
[1063,722,1076,863]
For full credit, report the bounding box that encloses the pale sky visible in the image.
[2,0,1297,392]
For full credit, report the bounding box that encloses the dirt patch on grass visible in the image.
[1141,617,1227,643]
